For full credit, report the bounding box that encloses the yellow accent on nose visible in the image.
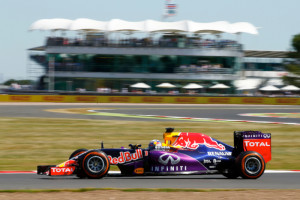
[57,161,67,167]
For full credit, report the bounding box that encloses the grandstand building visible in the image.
[28,19,288,92]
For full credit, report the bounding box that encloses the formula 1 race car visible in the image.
[37,128,271,179]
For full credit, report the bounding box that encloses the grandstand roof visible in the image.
[29,18,258,35]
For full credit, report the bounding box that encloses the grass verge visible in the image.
[0,117,299,170]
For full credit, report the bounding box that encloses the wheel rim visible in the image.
[245,157,261,175]
[87,156,105,173]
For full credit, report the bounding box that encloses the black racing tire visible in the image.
[81,151,110,179]
[69,148,88,160]
[76,171,87,179]
[236,151,265,179]
[220,167,240,179]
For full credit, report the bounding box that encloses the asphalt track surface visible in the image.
[1,103,300,190]
[0,103,299,123]
[1,173,300,190]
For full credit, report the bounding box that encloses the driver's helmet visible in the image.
[148,139,162,150]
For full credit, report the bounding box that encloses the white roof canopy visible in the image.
[29,18,73,31]
[70,18,107,31]
[130,82,151,89]
[281,85,300,91]
[259,85,280,91]
[230,22,258,34]
[182,83,203,89]
[107,19,145,32]
[210,83,230,89]
[29,18,258,35]
[156,83,176,88]
[145,20,188,33]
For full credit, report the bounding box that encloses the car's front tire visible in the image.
[81,151,110,179]
[69,148,88,160]
[69,148,89,178]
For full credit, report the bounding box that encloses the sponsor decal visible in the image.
[208,97,230,103]
[204,159,221,165]
[263,134,271,139]
[213,159,221,164]
[43,96,64,101]
[108,149,143,165]
[243,139,272,163]
[50,167,75,176]
[75,96,97,102]
[203,159,211,164]
[244,134,263,138]
[109,97,130,102]
[9,96,31,101]
[150,151,208,172]
[242,98,264,104]
[175,97,197,103]
[208,152,232,156]
[158,153,180,165]
[134,168,144,174]
[244,141,270,147]
[242,132,271,139]
[276,99,298,104]
[142,97,163,103]
[144,151,149,156]
[172,132,225,150]
[151,165,187,172]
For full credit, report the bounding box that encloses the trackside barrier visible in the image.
[0,95,299,105]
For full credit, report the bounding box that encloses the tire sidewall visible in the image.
[69,148,88,160]
[237,151,265,179]
[81,151,110,179]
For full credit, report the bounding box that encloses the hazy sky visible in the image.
[1,0,300,82]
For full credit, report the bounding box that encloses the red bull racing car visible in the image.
[37,128,271,179]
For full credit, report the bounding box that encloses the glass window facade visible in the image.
[44,54,236,74]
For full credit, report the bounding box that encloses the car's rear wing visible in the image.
[233,131,271,163]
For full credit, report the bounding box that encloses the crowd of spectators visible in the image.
[46,35,241,50]
[175,64,232,73]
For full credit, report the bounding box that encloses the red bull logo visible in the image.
[172,132,225,151]
[107,149,144,165]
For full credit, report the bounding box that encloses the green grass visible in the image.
[0,117,299,170]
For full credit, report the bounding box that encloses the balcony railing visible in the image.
[46,37,243,51]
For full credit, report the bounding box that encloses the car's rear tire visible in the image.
[69,148,88,160]
[236,151,265,179]
[81,151,110,179]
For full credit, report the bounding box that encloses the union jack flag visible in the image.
[164,0,177,17]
